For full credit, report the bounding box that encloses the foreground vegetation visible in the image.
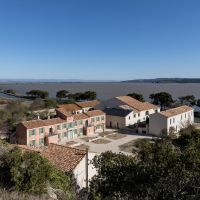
[90,126,200,200]
[0,143,75,200]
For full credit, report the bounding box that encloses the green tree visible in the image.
[127,93,144,102]
[56,90,69,99]
[197,99,200,107]
[0,147,75,198]
[4,89,16,95]
[90,128,200,200]
[149,92,173,110]
[26,90,49,99]
[179,95,196,105]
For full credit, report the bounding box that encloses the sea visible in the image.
[0,82,200,101]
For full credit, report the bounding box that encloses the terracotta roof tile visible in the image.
[41,144,86,172]
[21,118,65,129]
[57,103,82,112]
[16,144,86,172]
[159,105,193,118]
[73,113,88,120]
[75,100,100,108]
[56,108,73,117]
[116,96,159,111]
[86,110,105,117]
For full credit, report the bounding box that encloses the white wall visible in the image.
[73,152,97,189]
[97,97,160,128]
[149,113,168,136]
[166,110,194,133]
[149,110,194,136]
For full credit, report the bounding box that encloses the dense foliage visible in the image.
[68,91,97,101]
[90,126,200,200]
[26,90,49,99]
[56,90,69,99]
[179,95,196,105]
[149,92,173,109]
[127,93,144,102]
[0,147,75,199]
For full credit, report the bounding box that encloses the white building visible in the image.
[104,108,134,128]
[18,143,97,189]
[149,105,194,136]
[96,96,160,128]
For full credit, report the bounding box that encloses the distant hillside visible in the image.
[122,78,200,83]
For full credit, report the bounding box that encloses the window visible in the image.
[185,114,187,118]
[181,115,182,120]
[57,125,61,130]
[138,113,140,117]
[96,117,100,122]
[63,132,68,137]
[69,123,73,128]
[29,140,36,146]
[62,124,66,129]
[91,118,95,123]
[101,116,104,121]
[39,138,44,145]
[79,128,83,134]
[74,129,78,135]
[129,116,131,120]
[29,129,36,136]
[173,118,175,123]
[39,128,44,134]
[170,119,172,125]
[72,122,76,127]
[145,111,149,115]
[134,114,136,118]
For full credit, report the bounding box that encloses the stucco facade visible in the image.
[73,152,97,189]
[149,106,194,136]
[16,103,106,147]
[99,96,160,128]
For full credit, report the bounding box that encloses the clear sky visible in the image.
[0,0,200,81]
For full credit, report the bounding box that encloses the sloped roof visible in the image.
[21,118,65,129]
[56,108,73,117]
[73,113,88,120]
[41,143,86,172]
[159,105,193,118]
[86,110,105,117]
[57,103,82,112]
[16,144,86,172]
[116,96,159,111]
[104,108,133,117]
[75,100,100,108]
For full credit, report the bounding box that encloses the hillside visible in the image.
[122,78,200,83]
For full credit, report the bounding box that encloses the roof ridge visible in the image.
[49,143,86,154]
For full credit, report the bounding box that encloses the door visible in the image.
[110,121,112,128]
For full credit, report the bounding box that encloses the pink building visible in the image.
[16,101,105,147]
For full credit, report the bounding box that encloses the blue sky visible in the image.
[0,0,200,80]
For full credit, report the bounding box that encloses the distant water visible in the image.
[0,82,200,100]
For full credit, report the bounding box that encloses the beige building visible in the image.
[97,96,160,128]
[149,105,194,136]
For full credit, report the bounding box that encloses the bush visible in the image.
[0,147,75,198]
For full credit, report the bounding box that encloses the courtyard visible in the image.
[60,129,154,155]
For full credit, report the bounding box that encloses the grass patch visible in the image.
[81,137,96,142]
[106,133,126,140]
[119,138,153,153]
[92,139,111,144]
[75,144,90,151]
[65,141,77,146]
